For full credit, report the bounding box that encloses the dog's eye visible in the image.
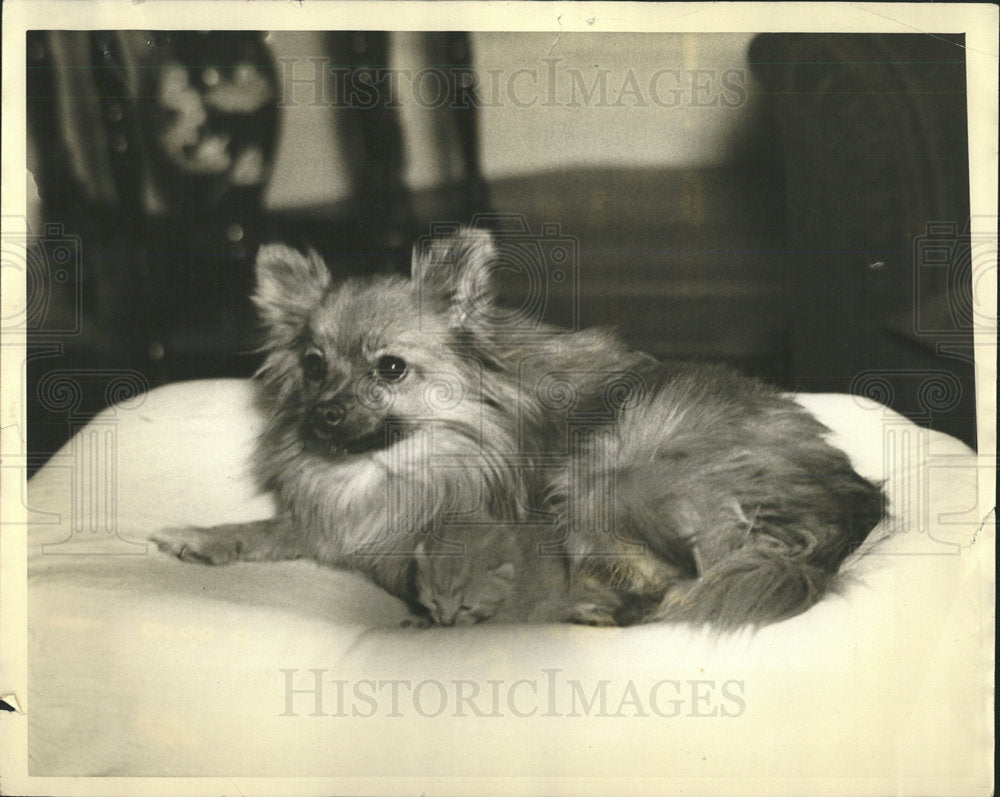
[302,350,326,381]
[375,355,407,381]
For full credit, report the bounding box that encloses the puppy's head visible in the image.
[253,229,506,458]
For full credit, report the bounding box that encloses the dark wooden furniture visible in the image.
[749,33,977,447]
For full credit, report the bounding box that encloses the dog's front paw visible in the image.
[567,602,620,627]
[400,616,433,629]
[150,525,244,565]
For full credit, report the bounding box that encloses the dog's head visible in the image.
[253,229,509,458]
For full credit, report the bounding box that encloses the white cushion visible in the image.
[24,379,994,792]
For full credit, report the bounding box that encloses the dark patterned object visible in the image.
[26,31,280,468]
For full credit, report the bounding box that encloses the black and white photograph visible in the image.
[1,2,996,795]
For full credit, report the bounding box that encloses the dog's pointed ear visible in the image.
[253,244,330,339]
[411,228,497,326]
[414,541,430,573]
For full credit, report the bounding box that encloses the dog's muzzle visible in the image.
[309,399,398,455]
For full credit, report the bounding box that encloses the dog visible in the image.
[153,228,886,628]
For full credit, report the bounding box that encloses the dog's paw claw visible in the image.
[568,602,620,627]
[151,527,241,566]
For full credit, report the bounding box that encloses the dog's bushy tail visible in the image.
[653,544,837,630]
[652,471,886,630]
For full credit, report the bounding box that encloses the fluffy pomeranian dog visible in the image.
[154,228,885,628]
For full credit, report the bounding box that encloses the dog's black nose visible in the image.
[312,401,346,432]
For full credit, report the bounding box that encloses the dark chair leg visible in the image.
[439,32,490,217]
[326,31,412,273]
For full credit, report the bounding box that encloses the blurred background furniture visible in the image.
[749,33,976,446]
[24,31,978,474]
[26,30,490,471]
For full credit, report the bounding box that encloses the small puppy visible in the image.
[154,229,885,628]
